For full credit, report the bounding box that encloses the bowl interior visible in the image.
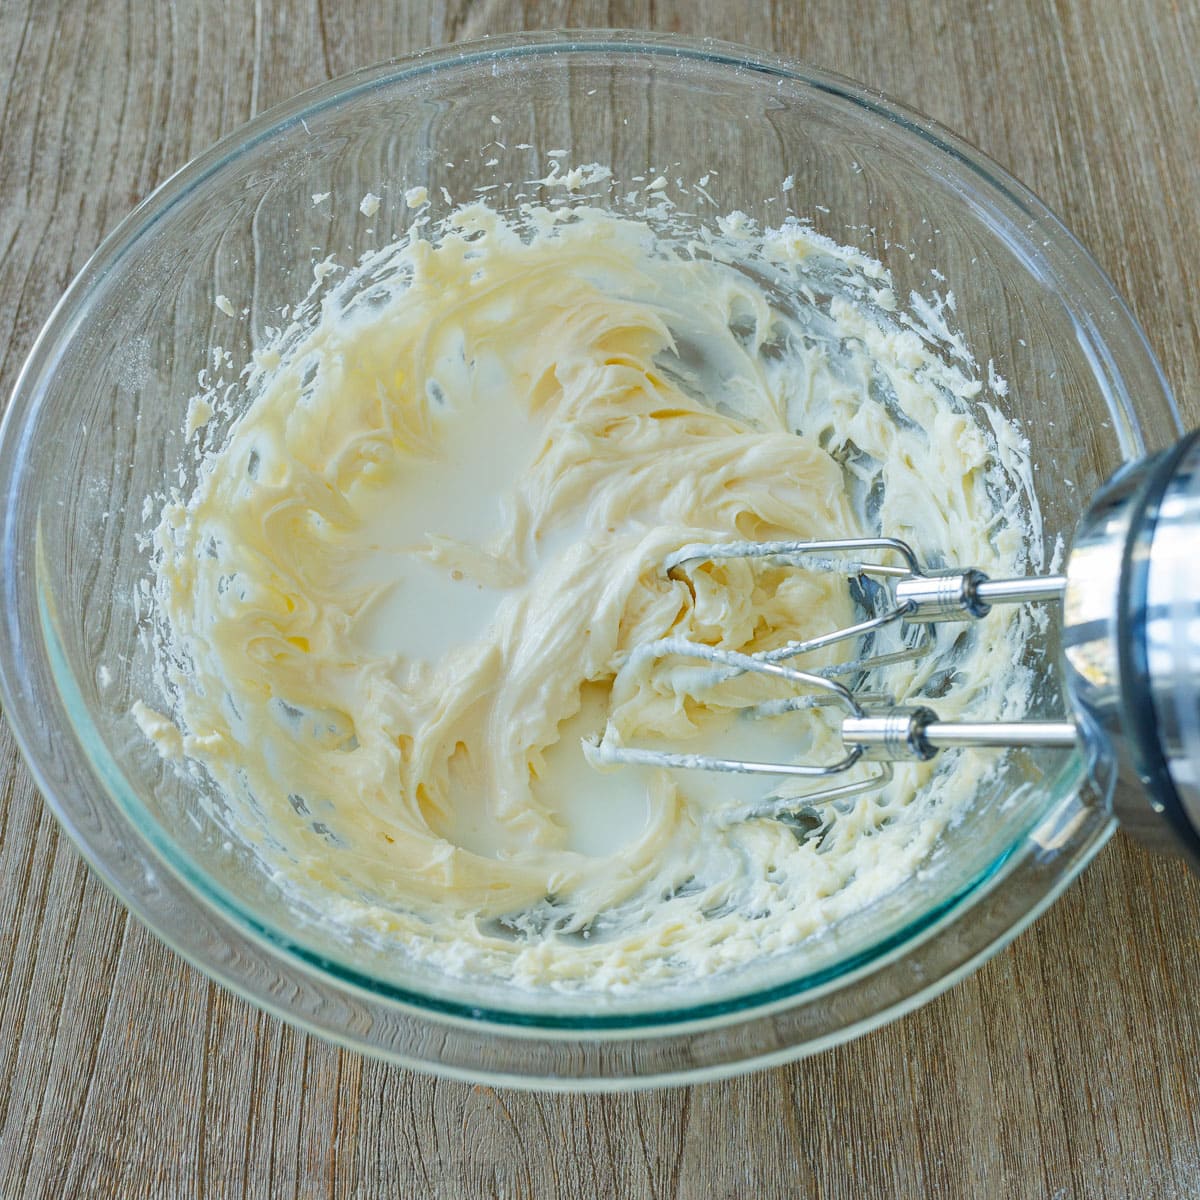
[2,37,1176,1032]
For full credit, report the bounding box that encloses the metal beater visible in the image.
[595,430,1200,863]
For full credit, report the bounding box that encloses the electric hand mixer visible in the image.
[594,429,1200,865]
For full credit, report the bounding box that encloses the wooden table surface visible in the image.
[3,1,1200,1196]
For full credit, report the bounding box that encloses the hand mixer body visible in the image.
[1062,428,1200,863]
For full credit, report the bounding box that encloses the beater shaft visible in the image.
[843,708,1078,761]
[921,719,1077,748]
[975,575,1068,606]
[894,569,1067,621]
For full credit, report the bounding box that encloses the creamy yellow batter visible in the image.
[139,198,1038,988]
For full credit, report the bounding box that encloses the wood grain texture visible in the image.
[3,1,1200,1196]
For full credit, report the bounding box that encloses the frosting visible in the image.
[141,199,1038,989]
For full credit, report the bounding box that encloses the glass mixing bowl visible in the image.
[0,31,1182,1088]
